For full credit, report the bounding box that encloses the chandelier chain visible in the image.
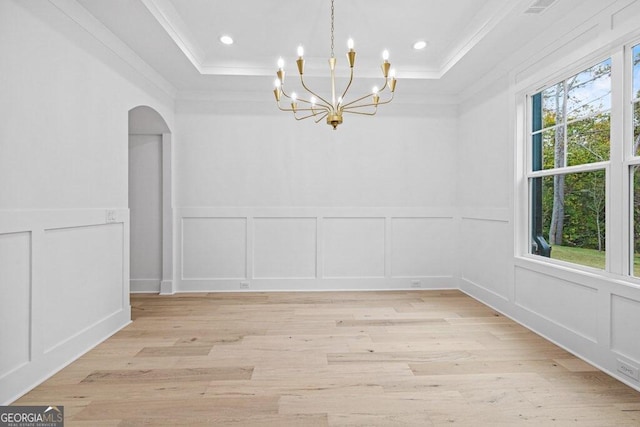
[330,0,335,58]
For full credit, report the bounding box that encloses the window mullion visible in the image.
[528,161,609,178]
[563,79,568,168]
[609,49,626,275]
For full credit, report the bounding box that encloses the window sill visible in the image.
[514,254,640,292]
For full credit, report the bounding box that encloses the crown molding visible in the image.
[439,0,524,77]
[140,0,520,81]
[455,0,636,105]
[48,0,178,98]
[139,0,205,72]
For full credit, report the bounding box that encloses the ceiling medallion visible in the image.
[272,0,397,130]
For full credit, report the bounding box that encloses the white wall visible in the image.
[175,111,456,208]
[5,0,640,406]
[0,0,174,404]
[174,108,458,291]
[457,1,640,393]
[129,134,163,292]
[457,76,512,302]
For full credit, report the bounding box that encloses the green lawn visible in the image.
[550,244,640,276]
[550,245,606,270]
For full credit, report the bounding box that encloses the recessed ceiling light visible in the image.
[220,35,234,45]
[413,40,427,50]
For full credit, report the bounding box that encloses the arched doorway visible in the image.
[128,106,173,294]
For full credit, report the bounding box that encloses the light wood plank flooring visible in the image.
[13,290,640,426]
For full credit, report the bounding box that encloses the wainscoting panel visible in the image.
[182,217,247,279]
[0,232,31,380]
[514,266,598,342]
[323,217,386,278]
[0,209,130,405]
[43,223,124,353]
[391,217,454,277]
[176,208,457,291]
[611,294,640,363]
[253,217,317,279]
[460,216,511,300]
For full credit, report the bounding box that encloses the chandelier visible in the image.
[272,0,397,130]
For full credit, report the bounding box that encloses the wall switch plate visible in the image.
[411,280,421,288]
[616,359,639,380]
[106,210,117,223]
[240,281,250,289]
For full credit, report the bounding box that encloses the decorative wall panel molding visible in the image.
[0,232,31,381]
[43,223,125,353]
[514,266,598,342]
[253,217,317,279]
[0,209,130,405]
[323,217,386,279]
[182,217,247,279]
[611,294,640,364]
[392,217,455,277]
[176,207,456,292]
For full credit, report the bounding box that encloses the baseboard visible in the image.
[1,308,131,405]
[458,277,510,306]
[160,280,174,295]
[459,278,640,393]
[130,279,161,293]
[176,276,457,292]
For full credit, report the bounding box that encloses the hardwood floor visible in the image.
[13,290,640,426]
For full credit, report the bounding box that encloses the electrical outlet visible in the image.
[240,281,250,289]
[411,280,421,288]
[105,210,117,223]
[617,359,639,380]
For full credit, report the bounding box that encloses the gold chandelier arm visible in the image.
[343,108,378,116]
[376,91,394,106]
[276,103,295,112]
[314,112,329,123]
[339,67,355,104]
[294,111,329,121]
[311,105,330,115]
[341,79,388,109]
[299,99,330,110]
[341,92,370,109]
[299,75,333,109]
[279,85,293,100]
[278,102,329,115]
[280,83,331,111]
[342,92,395,111]
[278,96,330,115]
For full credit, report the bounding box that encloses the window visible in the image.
[529,59,611,269]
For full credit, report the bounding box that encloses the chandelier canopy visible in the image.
[272,0,397,130]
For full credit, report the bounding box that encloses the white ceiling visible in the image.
[74,0,620,100]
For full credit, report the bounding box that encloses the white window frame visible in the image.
[625,40,640,278]
[516,39,640,284]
